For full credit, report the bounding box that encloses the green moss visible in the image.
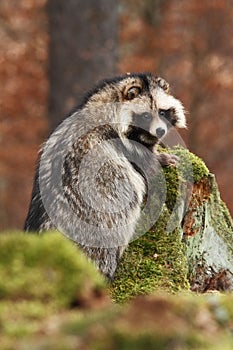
[110,147,211,303]
[178,147,209,183]
[0,232,105,306]
[0,300,54,337]
[0,231,105,344]
[159,146,209,183]
[208,174,233,243]
[110,210,189,303]
[156,146,209,214]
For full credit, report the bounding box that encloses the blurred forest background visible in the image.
[0,0,232,231]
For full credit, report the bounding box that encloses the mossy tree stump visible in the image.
[111,147,233,302]
[183,174,233,292]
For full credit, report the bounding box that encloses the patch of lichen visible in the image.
[207,174,233,244]
[0,231,105,344]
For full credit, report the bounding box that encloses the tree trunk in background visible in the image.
[47,0,118,129]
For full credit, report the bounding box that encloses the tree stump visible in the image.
[110,147,233,302]
[183,174,233,292]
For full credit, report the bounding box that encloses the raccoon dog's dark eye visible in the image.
[126,86,141,100]
[141,112,151,120]
[158,109,166,118]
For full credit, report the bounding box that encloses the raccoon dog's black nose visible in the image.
[156,127,165,138]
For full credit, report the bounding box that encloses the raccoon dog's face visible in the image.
[116,74,186,149]
[82,73,186,150]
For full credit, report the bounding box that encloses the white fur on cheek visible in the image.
[155,90,187,129]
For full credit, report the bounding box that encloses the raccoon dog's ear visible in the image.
[156,77,170,93]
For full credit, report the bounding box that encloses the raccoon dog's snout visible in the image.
[155,127,166,138]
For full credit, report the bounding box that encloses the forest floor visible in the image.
[1,232,233,350]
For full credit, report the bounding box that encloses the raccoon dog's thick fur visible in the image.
[24,73,186,279]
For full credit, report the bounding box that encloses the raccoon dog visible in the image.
[24,73,186,279]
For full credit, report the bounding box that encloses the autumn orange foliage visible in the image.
[0,0,48,229]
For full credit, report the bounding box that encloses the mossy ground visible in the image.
[0,231,106,348]
[2,288,233,350]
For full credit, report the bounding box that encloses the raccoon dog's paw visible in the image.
[157,153,180,167]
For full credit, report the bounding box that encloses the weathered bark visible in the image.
[183,174,233,292]
[47,0,118,129]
